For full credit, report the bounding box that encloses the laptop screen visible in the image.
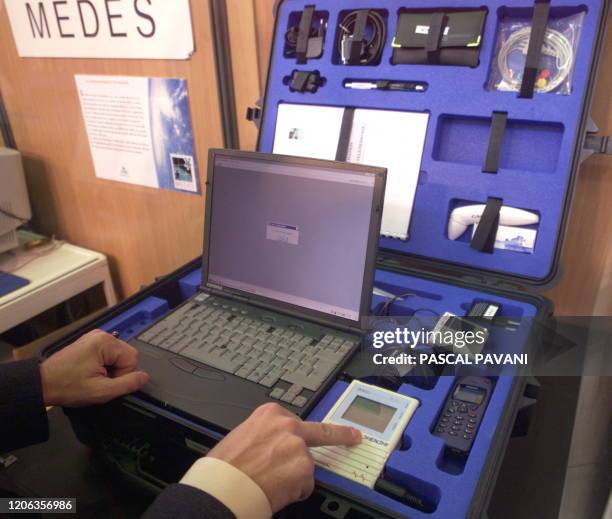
[205,152,384,324]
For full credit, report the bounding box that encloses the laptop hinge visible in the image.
[204,286,249,304]
[205,287,363,335]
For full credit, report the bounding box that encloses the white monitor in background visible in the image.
[0,148,31,254]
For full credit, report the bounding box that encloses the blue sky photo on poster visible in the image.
[150,78,200,194]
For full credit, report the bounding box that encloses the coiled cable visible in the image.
[338,10,386,65]
[497,26,575,93]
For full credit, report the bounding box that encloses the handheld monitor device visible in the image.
[311,381,419,488]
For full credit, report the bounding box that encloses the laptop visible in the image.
[131,149,387,431]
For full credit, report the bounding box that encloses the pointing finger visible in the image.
[298,422,362,447]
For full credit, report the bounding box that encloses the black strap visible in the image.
[471,198,503,253]
[346,10,369,65]
[425,12,446,63]
[290,71,310,92]
[296,5,315,64]
[519,0,551,99]
[483,112,508,174]
[289,70,322,93]
[336,108,356,161]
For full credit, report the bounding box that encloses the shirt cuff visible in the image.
[180,457,272,519]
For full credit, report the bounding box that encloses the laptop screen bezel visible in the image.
[201,149,386,331]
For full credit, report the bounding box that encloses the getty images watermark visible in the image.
[370,326,529,368]
[353,316,612,377]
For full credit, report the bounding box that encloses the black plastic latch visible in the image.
[246,106,262,128]
[425,12,447,63]
[483,111,508,174]
[471,198,503,253]
[296,5,316,64]
[519,0,551,99]
[584,135,612,155]
[246,106,261,122]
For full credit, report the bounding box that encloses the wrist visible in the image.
[39,362,59,406]
[181,457,272,519]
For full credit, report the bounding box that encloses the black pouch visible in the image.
[392,9,487,67]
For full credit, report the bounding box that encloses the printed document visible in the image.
[273,103,429,239]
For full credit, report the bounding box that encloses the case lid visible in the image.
[256,0,608,287]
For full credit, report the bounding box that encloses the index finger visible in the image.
[299,421,362,448]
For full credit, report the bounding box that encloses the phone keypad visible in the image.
[435,399,478,439]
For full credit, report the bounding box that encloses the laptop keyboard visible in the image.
[138,296,358,400]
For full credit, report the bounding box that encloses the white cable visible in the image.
[497,26,575,93]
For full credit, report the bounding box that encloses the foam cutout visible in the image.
[307,268,539,518]
[259,0,604,283]
[100,297,170,341]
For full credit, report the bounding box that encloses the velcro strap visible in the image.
[346,10,370,65]
[483,112,508,174]
[353,9,369,43]
[290,71,310,92]
[296,5,315,64]
[336,108,356,161]
[519,0,551,98]
[471,198,503,253]
[289,70,322,93]
[426,12,446,53]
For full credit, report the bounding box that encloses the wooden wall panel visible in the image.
[227,0,262,150]
[254,0,276,88]
[0,1,225,298]
[250,1,611,316]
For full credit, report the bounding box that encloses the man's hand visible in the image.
[40,330,149,407]
[207,402,362,513]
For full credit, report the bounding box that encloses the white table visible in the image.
[0,231,117,335]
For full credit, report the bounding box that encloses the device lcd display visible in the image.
[454,385,485,405]
[341,396,397,433]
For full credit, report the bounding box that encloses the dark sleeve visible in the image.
[142,484,236,519]
[0,358,50,452]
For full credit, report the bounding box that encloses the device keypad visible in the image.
[435,399,481,438]
[311,443,385,489]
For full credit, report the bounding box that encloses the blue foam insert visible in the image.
[433,115,564,172]
[100,297,170,341]
[259,0,604,282]
[0,272,29,297]
[179,269,203,299]
[306,268,538,518]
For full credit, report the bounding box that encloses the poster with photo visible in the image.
[76,75,200,194]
